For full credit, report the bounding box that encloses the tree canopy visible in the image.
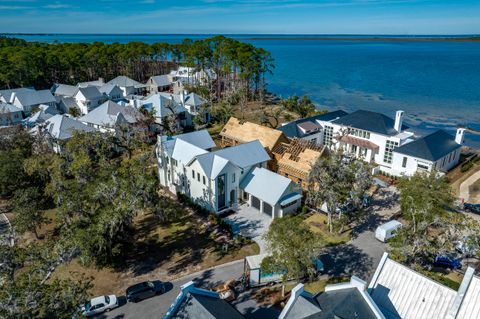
[263,215,325,282]
[307,150,372,233]
[389,171,472,265]
[0,36,273,102]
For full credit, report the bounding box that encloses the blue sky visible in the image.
[0,0,479,34]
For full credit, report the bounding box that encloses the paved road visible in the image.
[103,259,279,319]
[102,186,400,319]
[321,185,400,281]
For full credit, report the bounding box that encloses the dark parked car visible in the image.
[433,254,462,270]
[464,203,480,214]
[126,281,165,302]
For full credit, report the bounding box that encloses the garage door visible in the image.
[251,196,261,210]
[263,203,273,216]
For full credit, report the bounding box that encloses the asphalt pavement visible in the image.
[102,259,279,319]
[101,186,400,319]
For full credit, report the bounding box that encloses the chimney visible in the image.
[98,77,104,84]
[456,128,466,145]
[394,110,404,132]
[9,92,16,104]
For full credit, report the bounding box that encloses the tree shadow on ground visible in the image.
[233,290,281,319]
[321,244,373,279]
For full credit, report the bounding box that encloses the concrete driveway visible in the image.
[225,204,272,253]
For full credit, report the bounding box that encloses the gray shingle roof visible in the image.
[51,84,78,97]
[149,75,172,87]
[99,83,122,96]
[332,110,408,136]
[184,93,206,107]
[171,292,244,319]
[14,90,56,107]
[141,93,187,118]
[77,86,103,100]
[45,115,96,140]
[283,287,379,319]
[0,87,35,102]
[278,110,348,138]
[108,75,143,87]
[393,130,461,161]
[79,100,142,127]
[0,103,22,114]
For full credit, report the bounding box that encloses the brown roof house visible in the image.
[220,117,289,169]
[272,138,327,189]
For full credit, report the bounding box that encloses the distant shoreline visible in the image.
[246,37,480,42]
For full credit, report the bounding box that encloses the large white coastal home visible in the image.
[281,109,464,177]
[157,130,302,217]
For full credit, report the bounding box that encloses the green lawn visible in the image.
[304,213,352,245]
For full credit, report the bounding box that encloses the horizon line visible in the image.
[2,33,480,37]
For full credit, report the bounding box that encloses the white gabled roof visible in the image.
[44,115,96,140]
[0,103,22,114]
[99,83,122,96]
[0,87,35,102]
[77,86,103,100]
[455,273,480,319]
[79,100,141,127]
[193,140,270,179]
[172,138,209,164]
[141,93,187,118]
[173,130,216,150]
[159,130,215,165]
[184,93,206,107]
[108,75,143,88]
[15,90,56,107]
[241,167,297,206]
[369,253,457,319]
[149,75,172,87]
[51,83,78,97]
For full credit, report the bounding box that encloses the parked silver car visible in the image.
[81,295,118,317]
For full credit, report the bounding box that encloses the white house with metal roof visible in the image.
[79,100,143,132]
[146,75,173,93]
[157,130,300,217]
[240,167,302,218]
[9,89,56,115]
[99,83,124,102]
[75,86,106,115]
[138,93,192,127]
[51,83,78,97]
[107,76,147,96]
[0,102,23,126]
[34,114,96,153]
[369,253,458,319]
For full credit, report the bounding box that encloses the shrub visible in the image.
[461,162,474,173]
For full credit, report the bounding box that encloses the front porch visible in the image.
[335,135,379,163]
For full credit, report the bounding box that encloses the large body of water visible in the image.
[7,34,480,147]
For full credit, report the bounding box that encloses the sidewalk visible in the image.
[459,170,480,203]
